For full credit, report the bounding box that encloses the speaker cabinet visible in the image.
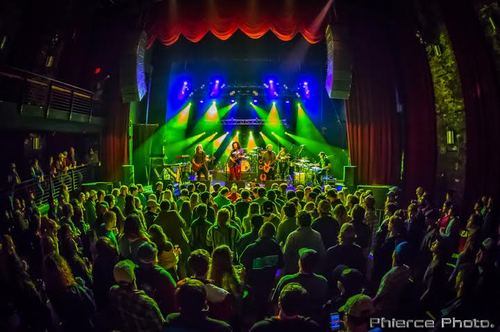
[357,185,391,210]
[122,164,135,185]
[343,165,358,189]
[120,31,148,103]
[325,24,352,100]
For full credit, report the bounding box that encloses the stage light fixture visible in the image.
[215,80,220,84]
[253,99,258,103]
[269,80,274,84]
[285,100,290,104]
[200,100,204,104]
[183,81,188,85]
[230,99,235,103]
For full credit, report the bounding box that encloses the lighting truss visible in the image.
[221,118,289,127]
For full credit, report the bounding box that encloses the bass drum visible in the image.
[241,159,251,172]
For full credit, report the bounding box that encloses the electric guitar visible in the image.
[191,156,214,172]
[228,152,246,167]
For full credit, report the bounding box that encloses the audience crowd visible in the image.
[0,179,499,331]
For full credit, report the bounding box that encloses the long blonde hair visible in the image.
[208,245,241,296]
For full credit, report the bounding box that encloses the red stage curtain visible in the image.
[391,2,437,202]
[145,0,333,48]
[440,0,500,207]
[103,78,130,182]
[346,6,402,186]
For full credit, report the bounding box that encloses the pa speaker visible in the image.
[357,185,391,210]
[325,24,352,100]
[343,165,358,189]
[120,31,148,103]
[122,164,135,185]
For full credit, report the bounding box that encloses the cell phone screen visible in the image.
[330,312,341,331]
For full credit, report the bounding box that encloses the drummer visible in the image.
[316,151,332,185]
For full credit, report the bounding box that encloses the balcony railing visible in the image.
[0,66,102,120]
[2,165,91,207]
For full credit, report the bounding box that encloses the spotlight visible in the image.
[285,100,290,104]
[183,81,188,85]
[200,100,204,104]
[303,81,308,86]
[226,131,229,134]
[236,131,240,135]
[230,99,235,103]
[215,80,220,84]
[269,80,274,84]
[253,99,258,104]
[212,101,216,105]
[272,101,276,105]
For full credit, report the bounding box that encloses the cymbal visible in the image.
[297,158,310,163]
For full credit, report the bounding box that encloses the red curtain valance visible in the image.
[145,0,333,48]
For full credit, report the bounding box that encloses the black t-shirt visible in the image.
[193,151,206,164]
[320,157,331,174]
[240,237,284,291]
[326,243,366,275]
[250,316,321,332]
[163,312,232,332]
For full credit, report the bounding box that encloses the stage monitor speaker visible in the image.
[265,181,287,189]
[81,182,114,193]
[343,165,358,189]
[357,185,391,210]
[122,165,135,185]
[226,181,246,189]
[120,31,148,103]
[325,24,352,100]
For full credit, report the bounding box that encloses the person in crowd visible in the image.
[92,237,119,310]
[179,200,193,228]
[118,214,150,263]
[154,201,190,272]
[240,222,284,318]
[326,223,366,276]
[207,208,241,251]
[183,249,233,320]
[163,278,232,331]
[236,214,264,258]
[135,242,177,316]
[283,211,325,274]
[109,259,164,332]
[350,204,370,253]
[251,283,321,331]
[372,215,406,283]
[144,199,160,228]
[324,265,365,316]
[190,203,213,251]
[214,187,231,209]
[373,241,414,318]
[98,210,119,248]
[420,237,453,315]
[209,245,242,299]
[312,200,339,250]
[339,294,375,332]
[276,201,298,246]
[333,204,351,226]
[242,202,260,233]
[235,189,252,221]
[43,253,96,331]
[262,200,280,228]
[272,248,328,323]
[116,185,128,212]
[148,224,179,279]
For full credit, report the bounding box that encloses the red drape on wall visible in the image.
[145,0,333,48]
[390,2,437,201]
[345,6,402,185]
[440,0,500,207]
[103,77,130,182]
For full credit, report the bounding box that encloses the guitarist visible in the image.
[260,144,277,181]
[192,144,210,180]
[228,141,245,181]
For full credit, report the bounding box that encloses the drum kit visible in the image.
[290,158,323,185]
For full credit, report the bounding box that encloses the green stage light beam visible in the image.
[296,103,326,142]
[265,102,285,135]
[187,132,219,153]
[259,132,277,150]
[250,103,268,120]
[247,131,257,151]
[271,132,294,150]
[168,132,206,156]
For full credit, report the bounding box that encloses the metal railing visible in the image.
[3,165,90,206]
[0,66,102,120]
